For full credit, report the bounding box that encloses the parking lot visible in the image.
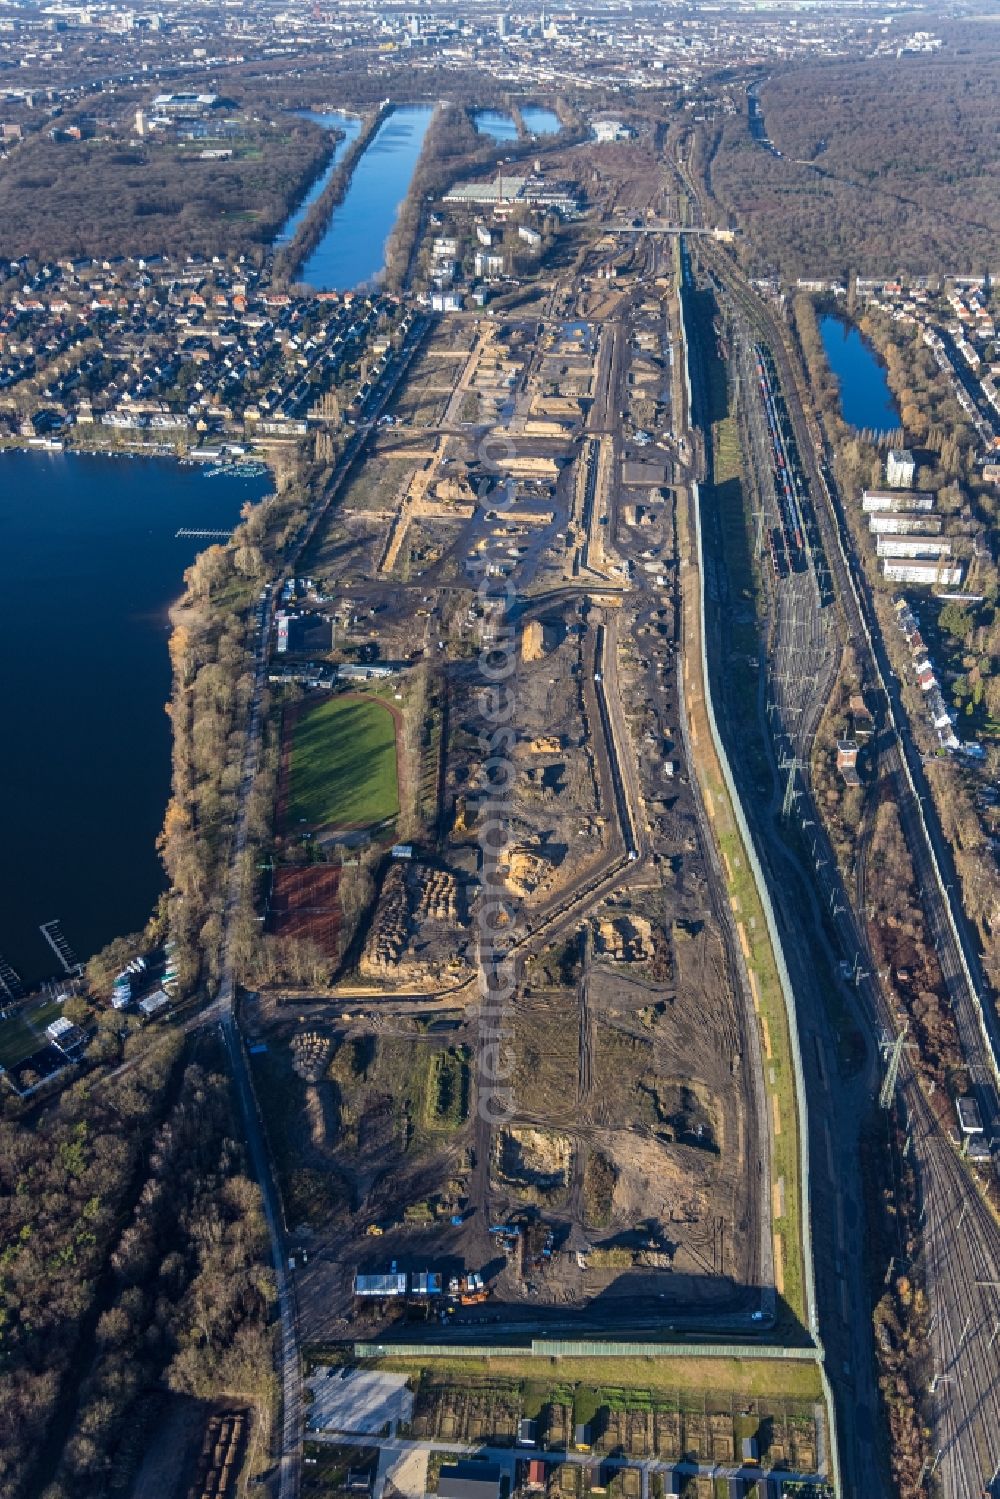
[306,1369,414,1435]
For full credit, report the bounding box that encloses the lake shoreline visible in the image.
[819,312,901,433]
[0,450,271,984]
[273,104,387,284]
[272,109,362,251]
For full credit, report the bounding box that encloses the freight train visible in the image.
[753,342,809,575]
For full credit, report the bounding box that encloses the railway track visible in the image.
[701,238,998,1080]
[690,231,1000,1498]
[676,232,894,1491]
[699,235,999,1087]
[728,319,838,774]
[911,1076,1000,1499]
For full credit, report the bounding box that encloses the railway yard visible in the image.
[673,142,1000,1496]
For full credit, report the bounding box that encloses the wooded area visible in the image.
[0,1033,272,1499]
[161,465,316,996]
[0,115,330,261]
[711,51,1000,276]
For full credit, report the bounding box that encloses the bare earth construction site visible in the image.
[246,134,778,1354]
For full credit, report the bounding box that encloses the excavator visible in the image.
[449,1271,490,1305]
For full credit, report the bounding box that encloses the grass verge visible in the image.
[678,474,807,1329]
[324,1352,823,1404]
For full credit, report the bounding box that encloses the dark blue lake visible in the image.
[819,315,900,434]
[297,105,435,291]
[0,451,271,983]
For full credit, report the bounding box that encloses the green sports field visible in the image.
[0,997,64,1068]
[286,696,399,830]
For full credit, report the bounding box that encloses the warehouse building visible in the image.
[444,175,578,214]
[353,1271,408,1298]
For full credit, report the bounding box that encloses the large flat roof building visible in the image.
[444,175,578,214]
[438,1463,504,1499]
[353,1271,407,1298]
[876,535,952,559]
[956,1097,984,1135]
[869,512,942,535]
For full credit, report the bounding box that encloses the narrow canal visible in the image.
[0,452,270,983]
[296,105,435,291]
[819,314,900,433]
[273,111,363,249]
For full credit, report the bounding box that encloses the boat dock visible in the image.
[175,528,232,540]
[0,951,24,1003]
[39,919,81,976]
